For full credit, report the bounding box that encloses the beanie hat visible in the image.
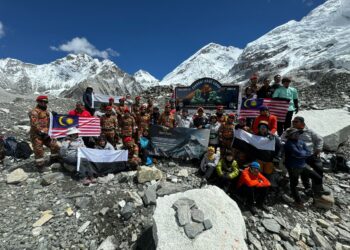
[36,95,48,102]
[250,161,260,169]
[109,97,114,101]
[123,137,133,143]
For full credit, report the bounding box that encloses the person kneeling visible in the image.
[215,150,239,193]
[237,161,271,214]
[60,127,85,168]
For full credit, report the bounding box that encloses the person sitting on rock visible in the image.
[60,127,85,169]
[215,150,240,193]
[289,116,330,197]
[237,161,271,214]
[200,146,220,180]
[123,136,141,170]
[284,128,323,207]
[94,136,114,150]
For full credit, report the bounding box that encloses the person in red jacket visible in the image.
[68,102,92,117]
[237,161,271,213]
[252,106,277,135]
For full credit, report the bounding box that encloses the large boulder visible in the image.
[137,166,163,184]
[298,109,350,151]
[7,168,28,184]
[153,185,247,250]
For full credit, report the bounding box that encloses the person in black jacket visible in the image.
[193,107,209,129]
[83,87,94,116]
[257,77,274,98]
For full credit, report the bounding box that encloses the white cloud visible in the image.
[0,21,5,38]
[50,37,119,59]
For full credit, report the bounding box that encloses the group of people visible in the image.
[28,74,329,210]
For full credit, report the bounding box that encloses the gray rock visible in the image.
[203,219,213,230]
[78,221,91,234]
[99,207,109,216]
[127,191,143,207]
[184,222,205,239]
[316,219,331,228]
[177,169,189,178]
[248,232,262,250]
[290,223,302,241]
[262,219,281,234]
[191,209,204,223]
[282,241,295,250]
[314,194,334,209]
[121,202,135,220]
[156,182,191,197]
[97,235,118,250]
[172,198,196,210]
[7,168,28,184]
[97,174,114,184]
[41,172,65,186]
[168,162,177,167]
[325,210,341,222]
[137,166,163,184]
[337,226,350,240]
[177,205,191,226]
[311,227,332,250]
[143,185,157,206]
[75,197,91,209]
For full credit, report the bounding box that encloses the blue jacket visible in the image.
[284,139,311,168]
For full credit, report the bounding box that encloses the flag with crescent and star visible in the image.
[238,98,290,122]
[49,114,101,138]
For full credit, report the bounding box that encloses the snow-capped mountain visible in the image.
[160,43,242,86]
[133,70,159,89]
[224,0,350,86]
[0,54,142,97]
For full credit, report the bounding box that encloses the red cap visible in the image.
[36,95,48,102]
[216,105,224,110]
[105,106,113,111]
[123,137,133,143]
[135,96,141,100]
[119,97,126,101]
[109,97,114,101]
[228,113,235,118]
[197,107,204,112]
[250,74,258,80]
[124,107,130,113]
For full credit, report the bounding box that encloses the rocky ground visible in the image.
[0,91,350,250]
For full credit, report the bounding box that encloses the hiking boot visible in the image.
[82,177,91,186]
[313,185,331,197]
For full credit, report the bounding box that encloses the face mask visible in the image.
[38,103,47,110]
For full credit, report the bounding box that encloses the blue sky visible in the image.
[0,0,325,79]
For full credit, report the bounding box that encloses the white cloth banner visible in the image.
[77,148,128,171]
[93,93,122,104]
[234,129,275,151]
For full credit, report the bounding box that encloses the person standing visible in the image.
[252,106,278,135]
[272,77,299,136]
[291,116,330,196]
[208,114,221,149]
[68,101,92,117]
[29,95,60,170]
[193,107,209,129]
[100,106,119,147]
[158,104,176,128]
[175,108,193,128]
[257,77,274,98]
[82,87,94,116]
[120,108,136,142]
[271,74,282,94]
[219,113,235,156]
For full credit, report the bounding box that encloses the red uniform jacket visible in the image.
[252,114,277,134]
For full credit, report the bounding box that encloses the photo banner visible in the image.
[175,78,240,111]
[149,125,210,160]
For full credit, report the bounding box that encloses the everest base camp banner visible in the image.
[175,78,240,111]
[77,148,128,176]
[232,129,277,162]
[93,93,122,109]
[149,125,210,160]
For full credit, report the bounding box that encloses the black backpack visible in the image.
[4,137,33,159]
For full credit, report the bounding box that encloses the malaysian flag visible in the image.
[238,98,290,122]
[49,114,101,138]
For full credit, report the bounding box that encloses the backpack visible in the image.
[4,137,33,159]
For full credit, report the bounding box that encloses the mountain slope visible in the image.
[160,43,242,86]
[133,70,159,89]
[0,54,142,97]
[224,0,350,86]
